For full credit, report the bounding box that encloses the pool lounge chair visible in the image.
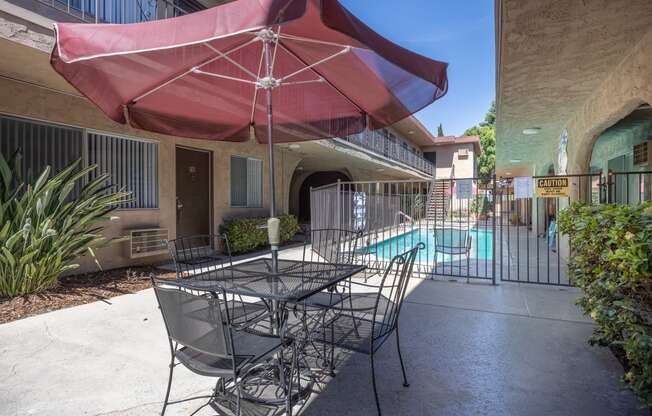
[434,228,472,282]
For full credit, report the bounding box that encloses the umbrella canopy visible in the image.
[51,0,448,268]
[50,0,448,143]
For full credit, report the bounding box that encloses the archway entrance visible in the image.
[298,171,350,222]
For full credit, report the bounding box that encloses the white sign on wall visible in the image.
[456,179,473,199]
[514,176,533,199]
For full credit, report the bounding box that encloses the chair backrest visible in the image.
[168,234,233,278]
[371,243,423,341]
[434,228,471,254]
[305,228,362,265]
[151,277,233,357]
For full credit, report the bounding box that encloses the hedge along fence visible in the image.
[558,202,652,408]
[219,214,300,254]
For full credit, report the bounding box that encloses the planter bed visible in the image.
[0,267,175,325]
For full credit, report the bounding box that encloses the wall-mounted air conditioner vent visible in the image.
[633,140,651,166]
[458,148,469,159]
[128,228,169,259]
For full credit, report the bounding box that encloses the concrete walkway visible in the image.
[0,259,645,415]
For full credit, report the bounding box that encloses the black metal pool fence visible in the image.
[310,172,651,286]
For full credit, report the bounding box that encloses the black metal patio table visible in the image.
[181,257,366,304]
[180,257,366,412]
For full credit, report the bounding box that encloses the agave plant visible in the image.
[0,151,131,298]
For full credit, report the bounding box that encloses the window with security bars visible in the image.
[0,114,159,209]
[0,115,84,185]
[633,141,649,166]
[230,156,263,207]
[87,132,159,209]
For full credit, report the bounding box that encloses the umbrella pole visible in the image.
[263,34,279,274]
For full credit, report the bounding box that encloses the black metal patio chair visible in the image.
[299,228,364,308]
[151,276,287,416]
[310,243,423,416]
[167,234,269,329]
[283,229,367,374]
[167,234,233,278]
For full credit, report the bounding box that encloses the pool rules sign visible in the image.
[535,177,570,197]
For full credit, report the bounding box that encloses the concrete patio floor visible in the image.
[0,257,646,415]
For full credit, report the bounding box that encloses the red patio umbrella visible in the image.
[50,0,448,266]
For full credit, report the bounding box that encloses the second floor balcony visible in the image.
[339,129,435,176]
[19,0,206,24]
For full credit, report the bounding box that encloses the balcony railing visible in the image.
[340,129,434,176]
[36,0,202,24]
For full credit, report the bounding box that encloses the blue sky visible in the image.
[340,0,495,136]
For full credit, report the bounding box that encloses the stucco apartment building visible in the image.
[0,0,477,273]
[495,0,652,194]
[494,0,652,259]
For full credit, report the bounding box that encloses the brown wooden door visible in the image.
[175,147,211,237]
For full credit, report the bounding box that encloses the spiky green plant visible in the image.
[0,152,131,297]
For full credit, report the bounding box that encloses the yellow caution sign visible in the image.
[535,177,570,198]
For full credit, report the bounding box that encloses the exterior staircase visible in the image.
[425,180,449,221]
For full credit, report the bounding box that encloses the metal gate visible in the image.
[495,174,600,286]
[310,171,652,286]
[496,171,652,286]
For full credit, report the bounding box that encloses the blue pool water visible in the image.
[365,228,493,264]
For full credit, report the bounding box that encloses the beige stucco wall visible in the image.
[559,28,652,175]
[495,0,652,176]
[0,76,301,273]
[422,143,476,179]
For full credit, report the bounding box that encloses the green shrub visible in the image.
[558,202,652,408]
[220,214,300,254]
[0,152,131,298]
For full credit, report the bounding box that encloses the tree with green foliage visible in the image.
[482,101,496,126]
[437,123,444,137]
[464,101,496,178]
[0,152,131,297]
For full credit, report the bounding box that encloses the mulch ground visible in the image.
[0,267,176,325]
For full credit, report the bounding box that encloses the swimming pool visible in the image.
[364,228,493,264]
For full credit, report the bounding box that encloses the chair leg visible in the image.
[320,311,330,371]
[348,285,360,337]
[370,352,382,416]
[235,385,242,416]
[329,323,336,377]
[161,357,175,416]
[286,342,297,416]
[395,328,409,387]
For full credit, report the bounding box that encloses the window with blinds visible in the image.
[230,156,263,207]
[0,114,159,209]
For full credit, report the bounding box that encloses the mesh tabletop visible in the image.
[180,258,366,302]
